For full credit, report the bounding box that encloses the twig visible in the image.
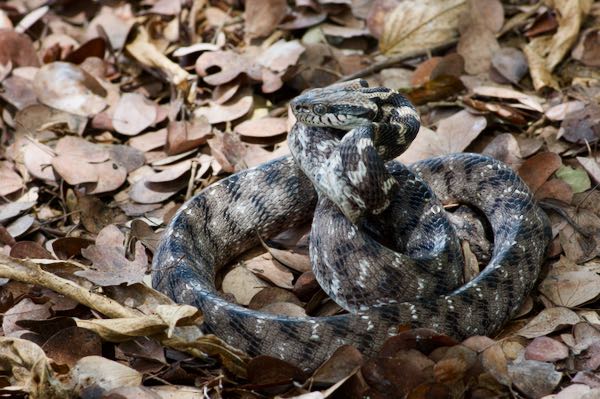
[337,39,458,82]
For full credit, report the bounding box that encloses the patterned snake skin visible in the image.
[152,80,551,370]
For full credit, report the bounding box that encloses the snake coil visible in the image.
[152,80,551,370]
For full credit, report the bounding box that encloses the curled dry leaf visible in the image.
[125,26,191,89]
[112,92,157,136]
[195,95,253,124]
[472,86,543,112]
[398,110,486,163]
[33,62,107,117]
[380,0,466,56]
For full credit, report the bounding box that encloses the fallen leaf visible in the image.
[235,117,288,140]
[517,307,580,338]
[72,356,142,394]
[245,0,287,39]
[508,359,562,398]
[545,100,586,121]
[222,267,269,306]
[248,287,303,310]
[112,92,157,136]
[0,29,40,67]
[518,151,562,192]
[577,157,600,184]
[555,165,591,194]
[380,0,466,56]
[42,327,102,368]
[245,253,294,289]
[33,62,107,117]
[2,298,52,336]
[195,95,253,124]
[165,118,212,155]
[524,336,569,362]
[77,241,148,286]
[399,110,486,163]
[559,103,600,144]
[572,28,600,67]
[491,47,528,84]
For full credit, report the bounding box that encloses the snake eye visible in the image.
[313,104,327,115]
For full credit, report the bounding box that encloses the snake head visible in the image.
[290,87,379,131]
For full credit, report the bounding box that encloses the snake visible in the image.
[152,79,551,371]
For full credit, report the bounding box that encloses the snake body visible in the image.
[152,80,551,370]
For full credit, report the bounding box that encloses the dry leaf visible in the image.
[380,0,466,56]
[33,62,107,116]
[524,336,569,362]
[72,356,142,394]
[77,241,148,286]
[517,307,580,338]
[195,95,253,124]
[112,92,157,136]
[245,0,288,39]
[398,110,486,163]
[222,266,269,305]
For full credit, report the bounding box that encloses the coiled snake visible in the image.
[152,80,551,370]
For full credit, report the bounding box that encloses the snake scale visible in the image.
[152,80,551,370]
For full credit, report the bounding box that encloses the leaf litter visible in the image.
[0,0,598,398]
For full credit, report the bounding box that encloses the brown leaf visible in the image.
[112,92,157,136]
[560,103,600,144]
[517,307,580,339]
[0,29,40,67]
[524,336,569,362]
[195,95,253,124]
[380,0,466,56]
[572,28,600,67]
[518,151,562,193]
[491,47,528,84]
[10,241,53,260]
[247,355,306,393]
[293,271,320,302]
[0,162,24,196]
[457,23,499,75]
[128,128,167,152]
[165,119,212,155]
[508,359,562,398]
[248,287,303,310]
[539,257,600,307]
[310,345,363,387]
[535,178,573,203]
[399,110,486,163]
[3,298,52,336]
[77,241,148,286]
[245,253,294,289]
[545,100,586,121]
[41,327,102,368]
[482,133,522,169]
[481,343,510,386]
[33,62,107,117]
[0,74,38,110]
[23,141,57,182]
[222,267,269,306]
[235,117,288,140]
[245,0,287,39]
